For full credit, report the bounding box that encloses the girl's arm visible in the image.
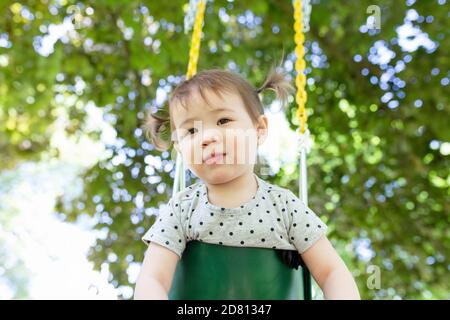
[300,235,361,300]
[134,242,179,300]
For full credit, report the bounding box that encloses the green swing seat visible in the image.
[169,241,310,300]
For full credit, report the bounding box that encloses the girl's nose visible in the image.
[201,131,221,147]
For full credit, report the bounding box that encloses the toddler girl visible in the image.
[134,69,360,300]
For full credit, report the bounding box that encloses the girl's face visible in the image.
[172,88,267,185]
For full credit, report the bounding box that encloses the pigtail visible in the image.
[256,68,295,109]
[142,106,172,151]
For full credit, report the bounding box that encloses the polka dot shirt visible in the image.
[142,174,328,258]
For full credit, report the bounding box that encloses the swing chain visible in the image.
[186,0,206,79]
[293,0,308,134]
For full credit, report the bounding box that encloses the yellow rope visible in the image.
[293,0,308,134]
[186,0,206,80]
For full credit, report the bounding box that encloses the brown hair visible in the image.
[143,68,294,151]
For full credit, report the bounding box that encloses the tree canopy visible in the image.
[1,0,449,299]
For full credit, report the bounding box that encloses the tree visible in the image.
[1,0,448,299]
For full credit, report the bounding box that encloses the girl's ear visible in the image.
[256,115,269,146]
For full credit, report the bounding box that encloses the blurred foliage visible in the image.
[0,173,31,299]
[1,0,449,299]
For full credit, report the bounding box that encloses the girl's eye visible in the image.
[187,128,198,135]
[218,118,231,125]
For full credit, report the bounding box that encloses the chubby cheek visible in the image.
[225,131,258,165]
[230,135,241,164]
[180,141,202,165]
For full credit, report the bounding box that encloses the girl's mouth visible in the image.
[204,153,226,165]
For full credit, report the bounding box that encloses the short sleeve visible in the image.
[142,198,186,258]
[285,190,328,254]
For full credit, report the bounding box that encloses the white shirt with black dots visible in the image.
[142,173,328,258]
